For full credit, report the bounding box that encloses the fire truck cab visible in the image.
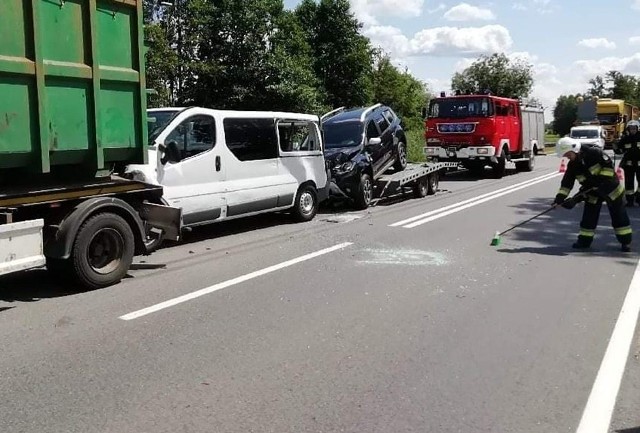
[423,94,544,178]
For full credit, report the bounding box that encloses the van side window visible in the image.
[366,121,380,139]
[223,118,278,161]
[508,104,516,117]
[166,115,216,160]
[278,121,320,152]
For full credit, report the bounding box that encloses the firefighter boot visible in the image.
[622,244,632,253]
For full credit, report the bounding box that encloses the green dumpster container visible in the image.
[0,0,148,179]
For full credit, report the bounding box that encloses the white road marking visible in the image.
[575,259,640,433]
[396,172,560,229]
[390,171,558,228]
[119,242,354,321]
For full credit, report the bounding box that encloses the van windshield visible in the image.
[571,129,599,139]
[428,97,494,119]
[323,122,363,149]
[148,110,181,144]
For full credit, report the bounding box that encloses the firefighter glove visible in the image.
[561,197,577,209]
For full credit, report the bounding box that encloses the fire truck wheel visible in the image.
[492,149,507,178]
[516,151,535,172]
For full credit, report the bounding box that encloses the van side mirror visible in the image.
[160,140,182,164]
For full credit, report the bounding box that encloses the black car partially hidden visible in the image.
[322,104,408,209]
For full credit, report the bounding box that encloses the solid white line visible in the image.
[389,171,558,227]
[403,172,561,228]
[575,259,640,433]
[119,242,354,321]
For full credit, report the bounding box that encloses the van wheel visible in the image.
[394,141,408,172]
[354,173,373,210]
[71,213,135,290]
[292,185,318,222]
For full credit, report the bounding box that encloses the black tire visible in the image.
[516,151,535,172]
[354,173,373,210]
[427,172,439,195]
[292,184,318,222]
[393,141,408,172]
[413,178,428,198]
[70,213,135,290]
[492,148,507,179]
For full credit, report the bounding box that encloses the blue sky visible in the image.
[284,0,640,119]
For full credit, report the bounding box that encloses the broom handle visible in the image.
[498,187,596,237]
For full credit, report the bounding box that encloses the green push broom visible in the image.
[490,188,596,246]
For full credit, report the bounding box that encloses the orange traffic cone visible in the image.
[617,166,625,181]
[559,159,567,173]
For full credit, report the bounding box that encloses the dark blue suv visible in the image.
[322,104,408,209]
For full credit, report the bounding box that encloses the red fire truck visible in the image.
[423,94,545,178]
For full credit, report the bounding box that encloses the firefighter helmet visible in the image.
[626,120,640,134]
[556,137,581,157]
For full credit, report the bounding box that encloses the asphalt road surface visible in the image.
[1,155,640,433]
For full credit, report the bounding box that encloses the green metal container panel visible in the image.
[0,0,148,177]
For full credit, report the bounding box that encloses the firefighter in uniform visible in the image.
[554,137,632,252]
[615,120,640,206]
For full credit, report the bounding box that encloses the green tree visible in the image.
[296,0,374,108]
[372,53,430,130]
[451,53,534,99]
[552,94,580,136]
[144,23,178,107]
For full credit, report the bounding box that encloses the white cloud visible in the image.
[365,24,512,58]
[513,0,555,14]
[573,54,640,76]
[629,36,640,45]
[349,0,424,24]
[443,3,496,21]
[578,38,617,50]
[633,0,640,10]
[427,3,446,14]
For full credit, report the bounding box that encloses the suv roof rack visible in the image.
[321,106,346,122]
[360,103,382,122]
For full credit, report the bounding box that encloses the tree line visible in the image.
[143,0,429,130]
[552,71,640,136]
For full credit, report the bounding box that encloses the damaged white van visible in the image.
[128,108,329,227]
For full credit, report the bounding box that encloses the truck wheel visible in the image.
[292,184,318,222]
[71,213,135,290]
[492,149,507,179]
[516,151,535,172]
[394,141,408,172]
[413,178,428,198]
[427,172,439,195]
[354,173,373,210]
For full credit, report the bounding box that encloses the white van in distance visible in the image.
[128,108,329,227]
[569,125,606,150]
